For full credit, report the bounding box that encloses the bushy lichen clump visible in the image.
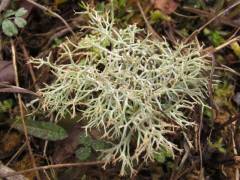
[32,8,210,175]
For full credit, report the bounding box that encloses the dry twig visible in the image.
[136,0,162,40]
[24,0,75,36]
[2,161,105,178]
[19,41,39,90]
[11,40,40,180]
[185,1,240,43]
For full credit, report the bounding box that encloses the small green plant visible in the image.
[203,28,225,47]
[208,138,226,154]
[0,99,13,113]
[76,133,111,161]
[0,7,27,37]
[31,6,210,175]
[154,148,173,164]
[12,117,68,141]
[150,10,171,23]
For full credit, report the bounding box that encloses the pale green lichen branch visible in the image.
[31,6,210,175]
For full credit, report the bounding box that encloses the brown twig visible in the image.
[203,36,240,55]
[43,28,71,50]
[198,106,204,179]
[214,36,240,52]
[11,40,40,180]
[182,6,240,28]
[229,27,240,39]
[2,161,105,178]
[231,125,239,179]
[216,65,240,77]
[173,161,198,180]
[0,35,2,60]
[185,1,240,43]
[6,143,27,166]
[24,0,75,36]
[131,161,145,180]
[136,0,162,41]
[19,41,39,90]
[208,54,216,119]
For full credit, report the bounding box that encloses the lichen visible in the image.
[31,7,210,175]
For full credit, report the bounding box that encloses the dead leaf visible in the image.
[0,82,38,96]
[19,0,34,19]
[0,87,38,96]
[1,132,21,153]
[0,131,22,160]
[0,162,27,180]
[214,110,230,124]
[0,59,32,100]
[12,155,41,180]
[0,61,15,84]
[53,123,83,163]
[0,0,11,13]
[151,0,178,14]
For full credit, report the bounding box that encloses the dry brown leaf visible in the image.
[151,0,178,14]
[0,87,37,96]
[0,0,11,13]
[19,0,34,18]
[214,111,230,124]
[53,123,83,163]
[0,131,21,160]
[12,155,41,180]
[0,61,14,84]
[1,132,21,153]
[0,162,27,180]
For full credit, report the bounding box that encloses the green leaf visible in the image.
[204,30,225,47]
[208,138,226,154]
[15,8,28,17]
[78,133,93,147]
[154,148,173,163]
[154,152,166,163]
[14,17,27,28]
[118,0,126,7]
[96,2,105,11]
[4,10,16,18]
[150,10,171,23]
[91,139,111,151]
[163,149,173,158]
[75,147,92,161]
[52,38,63,48]
[0,99,13,113]
[12,119,68,141]
[2,19,18,37]
[210,31,225,46]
